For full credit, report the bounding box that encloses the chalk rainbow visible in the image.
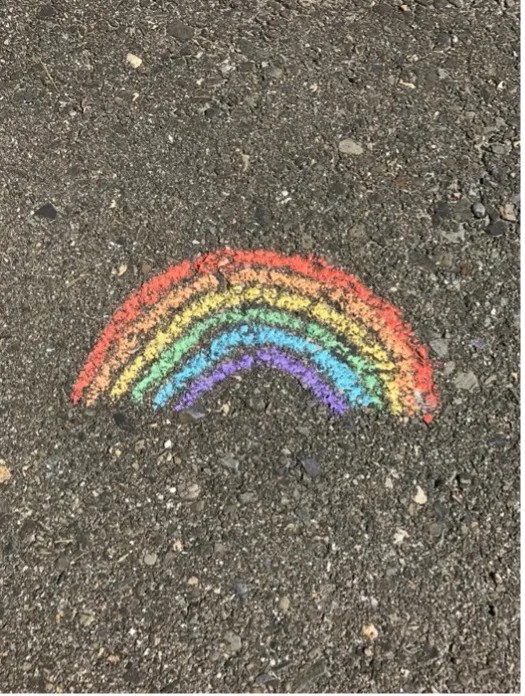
[71,249,438,420]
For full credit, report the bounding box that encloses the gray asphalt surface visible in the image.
[0,0,520,692]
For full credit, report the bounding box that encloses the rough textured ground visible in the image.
[0,0,520,692]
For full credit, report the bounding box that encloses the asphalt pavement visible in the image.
[0,0,520,692]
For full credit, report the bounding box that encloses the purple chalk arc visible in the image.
[172,347,349,415]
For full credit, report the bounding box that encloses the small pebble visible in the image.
[126,53,143,69]
[249,397,267,412]
[300,456,320,478]
[490,143,508,155]
[224,631,242,653]
[178,482,201,501]
[144,552,158,566]
[429,522,444,537]
[187,576,199,586]
[278,595,290,613]
[238,491,258,504]
[429,338,449,358]
[220,454,239,472]
[0,460,11,484]
[433,200,452,220]
[37,4,57,19]
[454,371,479,391]
[179,406,206,423]
[362,623,379,641]
[487,220,507,237]
[291,659,328,691]
[34,202,57,220]
[234,580,248,600]
[338,138,364,155]
[407,501,419,517]
[471,202,486,218]
[413,486,428,505]
[500,202,517,222]
[349,223,366,240]
[440,227,465,244]
[255,205,272,227]
[167,19,194,41]
[79,612,95,627]
[393,529,409,546]
[134,439,146,453]
[255,672,278,685]
[451,198,473,223]
[469,337,487,350]
[113,412,132,430]
[444,361,456,376]
[141,261,152,275]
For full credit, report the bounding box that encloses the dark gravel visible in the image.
[0,0,519,692]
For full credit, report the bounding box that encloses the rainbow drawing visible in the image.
[71,249,439,421]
